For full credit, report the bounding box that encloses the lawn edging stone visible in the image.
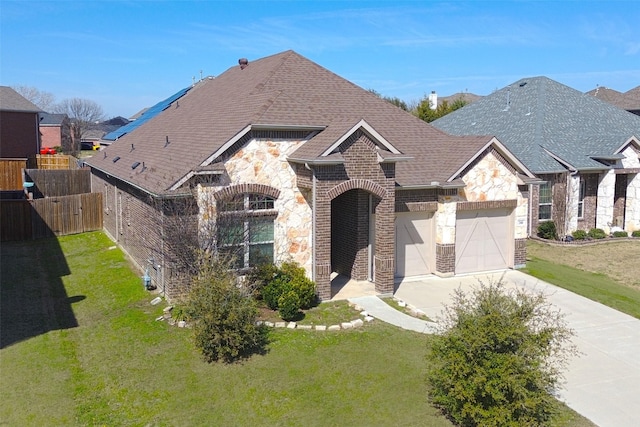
[156,298,376,332]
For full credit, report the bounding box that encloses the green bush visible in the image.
[426,281,576,427]
[186,258,268,363]
[244,263,278,299]
[537,221,557,240]
[277,290,301,321]
[257,261,317,316]
[588,228,607,239]
[612,230,628,238]
[571,229,587,240]
[632,230,640,238]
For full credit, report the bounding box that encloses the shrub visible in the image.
[537,221,557,240]
[244,263,278,299]
[588,228,607,239]
[632,230,640,238]
[186,257,268,363]
[426,281,577,427]
[571,229,587,240]
[256,261,317,316]
[277,290,301,321]
[612,230,628,238]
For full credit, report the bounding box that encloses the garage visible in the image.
[395,211,434,278]
[455,208,512,274]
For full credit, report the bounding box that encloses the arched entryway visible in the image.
[331,189,379,286]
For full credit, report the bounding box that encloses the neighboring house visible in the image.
[433,76,640,237]
[39,113,71,150]
[438,91,482,107]
[85,50,538,300]
[0,86,41,158]
[587,85,640,116]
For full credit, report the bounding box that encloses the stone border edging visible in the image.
[529,235,639,247]
[155,301,376,331]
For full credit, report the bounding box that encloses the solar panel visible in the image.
[102,86,192,141]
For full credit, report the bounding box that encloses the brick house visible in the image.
[85,51,538,300]
[39,113,72,151]
[433,76,640,237]
[0,86,41,158]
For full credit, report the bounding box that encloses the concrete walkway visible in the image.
[347,270,640,427]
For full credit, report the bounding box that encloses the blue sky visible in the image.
[2,0,639,118]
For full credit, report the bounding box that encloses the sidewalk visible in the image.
[348,270,640,427]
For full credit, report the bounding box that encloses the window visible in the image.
[218,194,275,269]
[538,182,552,221]
[577,177,586,219]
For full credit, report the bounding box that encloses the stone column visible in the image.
[596,170,615,232]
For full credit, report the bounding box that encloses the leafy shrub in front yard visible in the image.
[571,229,587,240]
[426,281,577,427]
[588,228,607,239]
[537,221,558,240]
[257,261,317,319]
[632,230,640,238]
[612,231,629,238]
[186,257,268,363]
[277,290,301,321]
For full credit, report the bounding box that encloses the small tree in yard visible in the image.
[426,281,577,427]
[185,255,268,363]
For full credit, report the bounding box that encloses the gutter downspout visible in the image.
[528,183,533,237]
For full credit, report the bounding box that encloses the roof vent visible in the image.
[519,81,527,87]
[239,58,249,70]
[112,156,121,163]
[132,161,140,169]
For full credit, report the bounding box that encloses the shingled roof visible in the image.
[586,85,640,113]
[85,50,516,196]
[432,76,640,173]
[0,86,41,112]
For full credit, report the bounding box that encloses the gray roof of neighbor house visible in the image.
[432,76,640,173]
[85,50,529,196]
[0,86,41,112]
[39,113,67,126]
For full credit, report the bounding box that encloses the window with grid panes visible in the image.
[218,194,275,269]
[538,181,552,221]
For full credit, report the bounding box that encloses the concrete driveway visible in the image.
[393,270,640,427]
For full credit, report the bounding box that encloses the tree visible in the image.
[11,85,56,111]
[426,281,577,426]
[414,97,467,122]
[54,98,106,153]
[185,254,269,363]
[368,89,410,111]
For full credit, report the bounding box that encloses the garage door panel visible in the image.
[455,209,511,274]
[395,212,434,277]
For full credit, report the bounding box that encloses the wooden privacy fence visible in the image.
[0,155,79,191]
[0,159,27,190]
[25,169,91,197]
[0,193,103,241]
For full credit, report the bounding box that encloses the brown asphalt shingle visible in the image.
[86,50,496,195]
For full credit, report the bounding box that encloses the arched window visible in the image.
[217,194,275,269]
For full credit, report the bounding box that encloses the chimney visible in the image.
[428,90,437,110]
[239,58,249,70]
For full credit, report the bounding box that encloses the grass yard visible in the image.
[524,240,640,319]
[0,232,594,426]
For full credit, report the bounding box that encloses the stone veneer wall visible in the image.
[620,144,640,232]
[197,136,313,275]
[431,149,529,275]
[596,170,616,233]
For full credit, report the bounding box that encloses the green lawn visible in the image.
[0,232,594,426]
[523,249,640,320]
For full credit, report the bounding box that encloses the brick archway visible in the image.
[213,183,281,201]
[327,179,387,201]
